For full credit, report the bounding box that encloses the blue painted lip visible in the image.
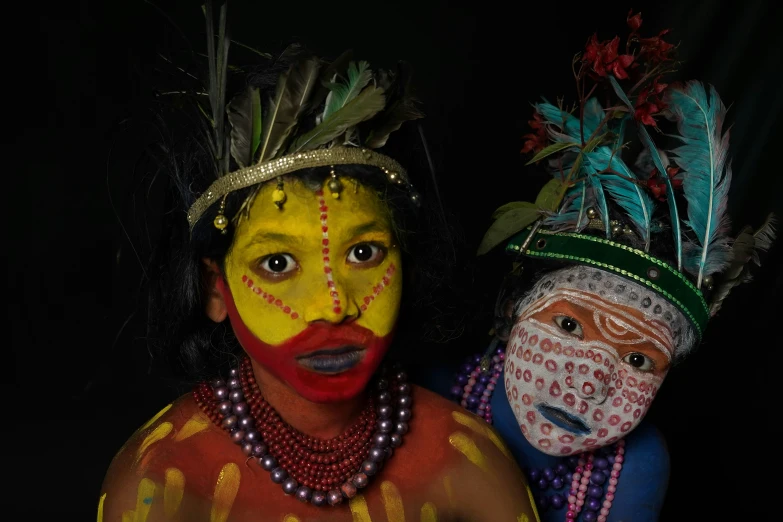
[296,345,365,374]
[537,404,591,435]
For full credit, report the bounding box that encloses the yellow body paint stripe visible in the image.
[164,467,185,517]
[97,493,106,522]
[135,422,173,466]
[448,431,490,474]
[527,484,541,522]
[141,404,172,430]
[349,494,373,522]
[381,481,405,522]
[134,477,156,522]
[442,476,455,508]
[174,414,211,441]
[451,411,514,461]
[211,463,241,522]
[420,502,437,522]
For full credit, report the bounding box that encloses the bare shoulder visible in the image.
[98,393,237,521]
[377,385,540,521]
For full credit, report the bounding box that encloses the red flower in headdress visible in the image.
[627,10,643,32]
[638,29,676,64]
[583,35,636,79]
[521,112,548,154]
[647,165,683,201]
[634,76,668,126]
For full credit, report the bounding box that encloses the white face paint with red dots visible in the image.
[504,266,695,456]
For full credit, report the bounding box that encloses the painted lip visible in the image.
[537,404,590,435]
[295,345,367,374]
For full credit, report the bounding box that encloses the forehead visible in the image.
[233,176,393,242]
[517,266,693,354]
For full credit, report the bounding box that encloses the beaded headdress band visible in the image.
[478,10,776,339]
[187,2,423,232]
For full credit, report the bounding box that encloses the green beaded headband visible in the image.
[505,225,710,338]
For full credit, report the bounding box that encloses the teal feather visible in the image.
[587,147,654,250]
[322,61,372,121]
[608,75,683,269]
[543,184,591,231]
[666,81,733,287]
[534,98,605,143]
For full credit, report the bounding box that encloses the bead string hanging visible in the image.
[450,343,626,521]
[193,356,413,507]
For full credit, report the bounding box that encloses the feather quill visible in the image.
[256,57,321,162]
[204,0,231,176]
[535,98,605,143]
[666,81,733,286]
[290,86,386,152]
[587,147,654,249]
[307,49,353,116]
[543,183,593,231]
[608,75,682,268]
[227,86,262,167]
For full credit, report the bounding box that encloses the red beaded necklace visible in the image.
[193,356,411,506]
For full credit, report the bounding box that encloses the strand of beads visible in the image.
[450,345,505,423]
[193,357,413,507]
[597,440,624,522]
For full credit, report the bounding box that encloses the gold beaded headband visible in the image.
[186,147,411,229]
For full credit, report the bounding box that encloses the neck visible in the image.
[250,359,368,439]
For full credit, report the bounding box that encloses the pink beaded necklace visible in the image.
[566,439,625,522]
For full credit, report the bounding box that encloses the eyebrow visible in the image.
[246,231,301,247]
[347,221,389,238]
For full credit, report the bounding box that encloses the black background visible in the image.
[14,0,782,519]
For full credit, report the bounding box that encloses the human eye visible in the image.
[553,315,584,338]
[622,352,656,372]
[346,242,386,268]
[256,253,299,281]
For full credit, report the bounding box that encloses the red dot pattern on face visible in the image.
[359,263,396,312]
[506,321,666,456]
[316,190,342,315]
[241,274,300,320]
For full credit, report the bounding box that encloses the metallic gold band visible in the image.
[186,147,409,228]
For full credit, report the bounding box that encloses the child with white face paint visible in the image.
[421,12,776,521]
[505,266,694,457]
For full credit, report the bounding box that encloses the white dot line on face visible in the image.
[316,189,342,315]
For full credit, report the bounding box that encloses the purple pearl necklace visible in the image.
[204,362,412,507]
[450,342,626,521]
[450,344,505,423]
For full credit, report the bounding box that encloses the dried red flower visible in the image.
[521,112,548,154]
[583,35,636,79]
[627,10,643,32]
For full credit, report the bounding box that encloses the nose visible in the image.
[566,357,612,404]
[302,270,360,325]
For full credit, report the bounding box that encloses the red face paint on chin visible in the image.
[217,278,393,403]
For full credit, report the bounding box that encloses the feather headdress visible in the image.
[186,1,425,230]
[479,11,775,339]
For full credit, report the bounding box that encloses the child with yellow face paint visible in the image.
[99,3,538,521]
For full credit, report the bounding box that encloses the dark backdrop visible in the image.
[14,0,782,519]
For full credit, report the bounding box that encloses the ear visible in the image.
[202,258,228,322]
[494,297,517,342]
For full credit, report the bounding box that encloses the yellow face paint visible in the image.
[225,178,401,343]
[134,477,156,522]
[220,178,403,403]
[211,462,241,522]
